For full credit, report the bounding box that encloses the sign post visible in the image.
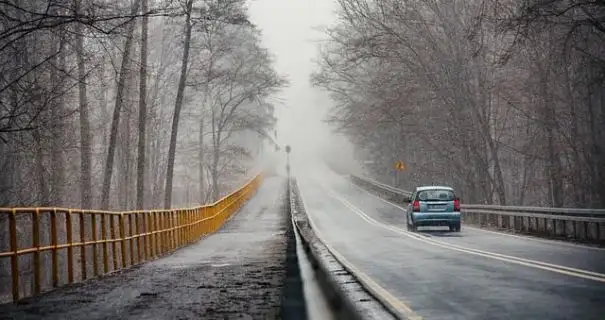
[394,160,407,187]
[285,145,291,177]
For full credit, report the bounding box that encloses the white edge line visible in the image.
[327,186,605,283]
[297,180,422,320]
[348,182,605,252]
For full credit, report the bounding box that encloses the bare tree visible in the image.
[137,0,149,209]
[164,0,193,209]
[313,0,604,207]
[100,2,140,210]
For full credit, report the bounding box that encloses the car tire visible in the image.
[407,220,416,232]
[454,223,461,232]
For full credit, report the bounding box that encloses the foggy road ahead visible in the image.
[295,166,605,320]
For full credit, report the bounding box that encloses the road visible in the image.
[0,176,289,320]
[295,164,605,320]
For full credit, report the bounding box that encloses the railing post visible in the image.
[129,213,135,265]
[33,208,41,295]
[51,209,58,288]
[80,211,86,281]
[136,212,142,263]
[111,215,118,271]
[159,211,165,255]
[170,211,175,251]
[9,209,19,302]
[92,212,98,277]
[66,210,74,284]
[101,213,108,274]
[120,214,127,268]
[182,210,187,246]
[144,212,150,261]
[151,211,157,258]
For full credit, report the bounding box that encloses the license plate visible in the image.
[430,205,446,210]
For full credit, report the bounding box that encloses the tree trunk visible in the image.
[100,2,139,210]
[199,119,205,203]
[75,0,92,209]
[33,128,50,206]
[137,0,149,210]
[211,139,220,202]
[164,0,193,209]
[50,26,65,206]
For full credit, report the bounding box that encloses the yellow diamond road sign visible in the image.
[395,160,407,171]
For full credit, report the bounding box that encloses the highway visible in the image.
[294,164,605,320]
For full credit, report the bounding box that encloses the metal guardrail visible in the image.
[350,174,605,243]
[0,174,263,303]
[289,177,397,320]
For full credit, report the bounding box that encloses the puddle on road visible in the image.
[211,263,231,267]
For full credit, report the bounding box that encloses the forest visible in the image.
[0,0,286,211]
[313,0,605,208]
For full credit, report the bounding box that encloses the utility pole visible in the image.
[285,145,291,178]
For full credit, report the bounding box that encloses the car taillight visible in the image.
[412,200,420,212]
[454,199,460,211]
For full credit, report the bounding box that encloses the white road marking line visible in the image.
[297,180,423,320]
[323,185,605,284]
[348,182,605,252]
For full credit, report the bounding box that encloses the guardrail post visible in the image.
[10,209,19,302]
[151,211,156,257]
[66,210,74,284]
[110,215,118,271]
[120,214,127,268]
[171,211,176,251]
[92,212,98,277]
[101,213,108,274]
[129,213,135,265]
[136,212,142,263]
[51,209,58,288]
[159,211,165,255]
[33,208,41,295]
[186,209,190,244]
[80,211,86,281]
[144,212,150,261]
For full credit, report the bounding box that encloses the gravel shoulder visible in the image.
[0,176,289,320]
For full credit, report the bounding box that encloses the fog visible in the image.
[248,0,359,175]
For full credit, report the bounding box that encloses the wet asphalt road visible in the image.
[0,176,289,320]
[295,164,605,320]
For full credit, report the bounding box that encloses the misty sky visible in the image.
[248,0,338,158]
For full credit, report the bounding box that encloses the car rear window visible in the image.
[416,189,455,201]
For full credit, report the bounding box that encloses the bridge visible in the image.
[1,162,605,320]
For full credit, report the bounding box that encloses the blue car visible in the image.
[406,186,461,232]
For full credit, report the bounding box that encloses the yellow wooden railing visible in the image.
[0,173,263,303]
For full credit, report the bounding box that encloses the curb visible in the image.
[288,177,400,320]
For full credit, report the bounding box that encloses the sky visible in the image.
[247,0,341,160]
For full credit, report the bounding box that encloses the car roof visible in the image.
[415,186,454,191]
